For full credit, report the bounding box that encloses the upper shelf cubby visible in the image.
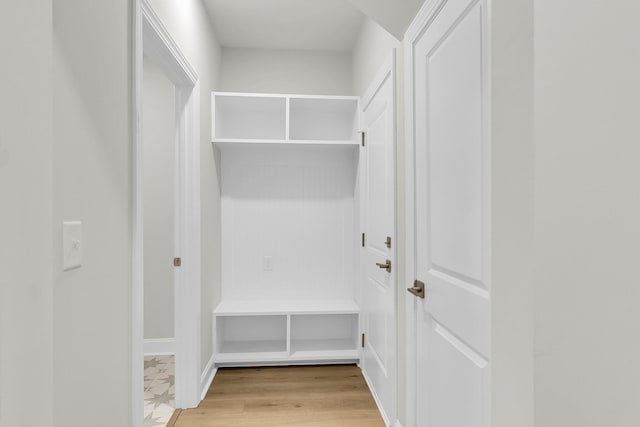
[212,92,359,145]
[289,96,359,142]
[213,93,287,140]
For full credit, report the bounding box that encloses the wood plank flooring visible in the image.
[173,365,386,427]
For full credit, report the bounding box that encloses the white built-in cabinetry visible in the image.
[212,92,361,366]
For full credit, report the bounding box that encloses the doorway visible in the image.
[142,55,177,424]
[133,1,202,426]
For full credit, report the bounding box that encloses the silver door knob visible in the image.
[376,260,391,273]
[407,280,425,298]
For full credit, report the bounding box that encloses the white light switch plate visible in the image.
[63,221,82,271]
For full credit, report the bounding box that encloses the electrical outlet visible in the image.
[63,221,82,271]
[263,256,273,271]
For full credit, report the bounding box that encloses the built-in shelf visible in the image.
[214,306,360,365]
[289,97,359,141]
[218,340,287,355]
[290,340,360,359]
[213,93,286,140]
[212,92,359,146]
[213,91,361,367]
[215,314,287,357]
[214,299,359,316]
[213,138,359,149]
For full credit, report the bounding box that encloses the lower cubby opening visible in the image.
[290,313,359,356]
[216,315,287,354]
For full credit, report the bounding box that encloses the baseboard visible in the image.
[144,338,175,355]
[200,353,217,401]
[167,409,182,427]
[360,367,392,426]
[395,421,402,427]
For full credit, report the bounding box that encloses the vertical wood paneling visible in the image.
[221,146,358,303]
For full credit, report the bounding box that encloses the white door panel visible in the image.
[361,55,396,425]
[425,273,490,359]
[427,3,484,282]
[408,0,489,425]
[418,316,488,426]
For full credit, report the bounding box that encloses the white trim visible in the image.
[395,421,403,427]
[144,338,176,355]
[361,53,394,110]
[133,1,202,424]
[403,24,417,424]
[173,80,202,410]
[141,1,197,86]
[404,0,444,43]
[200,354,217,400]
[212,91,359,101]
[403,3,444,426]
[361,366,391,426]
[131,1,144,425]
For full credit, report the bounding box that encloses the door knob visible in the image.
[376,260,391,273]
[407,280,425,298]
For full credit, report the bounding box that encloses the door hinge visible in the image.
[360,131,365,147]
[361,333,365,348]
[361,233,365,247]
[173,257,182,267]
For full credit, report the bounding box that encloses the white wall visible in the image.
[220,47,353,95]
[352,18,400,97]
[534,1,640,426]
[149,0,223,373]
[0,1,54,426]
[53,0,132,424]
[351,16,406,426]
[143,57,175,341]
[491,0,535,425]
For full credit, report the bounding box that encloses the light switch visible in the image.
[63,221,82,271]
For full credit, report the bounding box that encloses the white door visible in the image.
[361,53,396,425]
[407,0,490,425]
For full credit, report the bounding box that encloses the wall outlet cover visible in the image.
[63,221,82,271]
[263,256,273,271]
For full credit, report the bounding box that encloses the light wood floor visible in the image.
[171,365,386,427]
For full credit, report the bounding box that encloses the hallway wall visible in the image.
[52,0,132,425]
[534,1,640,425]
[0,1,54,426]
[220,47,353,95]
[490,0,535,425]
[149,0,223,374]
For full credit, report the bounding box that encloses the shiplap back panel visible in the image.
[221,145,358,302]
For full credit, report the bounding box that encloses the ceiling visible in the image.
[203,0,365,52]
[346,0,425,39]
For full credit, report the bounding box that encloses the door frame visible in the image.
[404,5,439,424]
[403,0,492,425]
[132,0,202,424]
[359,49,398,426]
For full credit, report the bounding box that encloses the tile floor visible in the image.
[144,355,175,427]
